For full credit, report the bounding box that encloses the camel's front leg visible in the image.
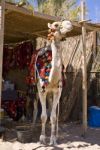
[50,87,62,145]
[38,92,47,144]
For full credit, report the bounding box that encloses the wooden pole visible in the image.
[81,0,87,136]
[0,0,5,124]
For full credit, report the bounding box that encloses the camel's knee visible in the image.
[50,114,56,124]
[50,114,56,136]
[41,114,47,123]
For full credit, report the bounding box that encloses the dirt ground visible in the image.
[0,121,100,150]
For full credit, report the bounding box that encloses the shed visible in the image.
[0,1,100,134]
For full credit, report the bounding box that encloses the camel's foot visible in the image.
[39,135,46,145]
[49,135,57,146]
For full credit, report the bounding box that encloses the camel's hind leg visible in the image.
[38,91,47,144]
[32,92,39,125]
[32,98,38,125]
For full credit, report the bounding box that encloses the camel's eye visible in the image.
[55,24,59,27]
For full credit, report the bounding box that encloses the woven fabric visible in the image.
[27,49,52,87]
[36,50,52,87]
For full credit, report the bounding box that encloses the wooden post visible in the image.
[0,0,5,123]
[81,0,87,136]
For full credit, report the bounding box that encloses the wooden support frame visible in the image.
[73,21,100,32]
[81,0,87,136]
[0,0,5,123]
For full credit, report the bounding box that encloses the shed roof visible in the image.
[1,2,100,43]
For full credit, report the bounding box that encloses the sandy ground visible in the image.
[0,122,100,150]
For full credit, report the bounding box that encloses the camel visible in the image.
[35,20,73,145]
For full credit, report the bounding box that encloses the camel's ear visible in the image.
[48,23,52,29]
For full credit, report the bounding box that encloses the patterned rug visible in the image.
[36,49,52,87]
[27,48,52,88]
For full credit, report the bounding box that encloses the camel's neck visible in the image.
[48,40,62,84]
[51,40,62,66]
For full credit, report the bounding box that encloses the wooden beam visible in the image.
[5,2,33,16]
[32,32,46,38]
[73,21,100,32]
[5,29,47,40]
[81,0,87,137]
[4,33,26,38]
[34,11,60,21]
[32,29,48,34]
[84,24,100,32]
[0,0,5,123]
[3,2,59,22]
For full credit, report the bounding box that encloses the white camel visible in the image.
[36,20,73,145]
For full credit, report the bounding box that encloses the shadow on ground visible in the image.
[2,121,100,150]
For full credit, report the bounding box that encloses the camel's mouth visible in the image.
[66,26,73,32]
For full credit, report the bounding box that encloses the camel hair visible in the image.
[36,20,73,145]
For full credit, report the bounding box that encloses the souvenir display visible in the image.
[2,97,26,121]
[2,41,33,120]
[3,41,33,72]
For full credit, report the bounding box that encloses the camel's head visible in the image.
[47,20,73,41]
[60,20,73,34]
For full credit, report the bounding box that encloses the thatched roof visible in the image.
[1,2,100,43]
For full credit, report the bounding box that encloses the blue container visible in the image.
[88,106,100,127]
